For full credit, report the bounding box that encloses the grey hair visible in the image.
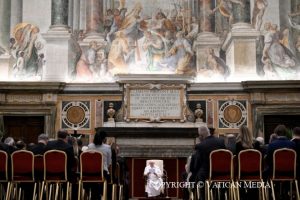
[198,126,210,141]
[4,137,15,146]
[38,133,48,142]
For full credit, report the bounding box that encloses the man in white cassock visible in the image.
[144,161,163,197]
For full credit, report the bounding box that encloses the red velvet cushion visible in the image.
[239,150,261,180]
[80,151,104,182]
[12,150,34,181]
[44,151,67,181]
[210,150,232,181]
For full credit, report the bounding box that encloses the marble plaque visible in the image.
[124,84,186,122]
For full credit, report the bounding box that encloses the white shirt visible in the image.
[143,164,163,197]
[88,143,112,172]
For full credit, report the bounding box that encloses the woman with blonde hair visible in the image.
[236,125,254,154]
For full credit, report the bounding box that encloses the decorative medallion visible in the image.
[218,100,247,128]
[61,101,90,129]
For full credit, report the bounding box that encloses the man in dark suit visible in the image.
[29,133,48,155]
[45,130,75,180]
[265,125,295,178]
[194,126,226,200]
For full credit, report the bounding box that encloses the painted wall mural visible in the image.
[0,0,299,82]
[10,23,46,81]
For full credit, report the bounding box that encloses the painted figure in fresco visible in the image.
[106,8,127,43]
[96,50,110,80]
[186,17,199,42]
[142,30,166,71]
[199,48,230,80]
[11,23,44,78]
[158,31,194,74]
[108,31,130,74]
[262,23,297,79]
[36,53,45,78]
[86,41,100,77]
[120,2,143,36]
[162,31,174,53]
[252,0,268,31]
[75,41,100,81]
[13,51,25,78]
[120,15,145,56]
[212,0,245,27]
[104,9,114,32]
[118,0,126,9]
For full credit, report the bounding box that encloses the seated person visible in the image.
[88,130,112,180]
[144,160,163,198]
[264,125,295,178]
[45,130,75,180]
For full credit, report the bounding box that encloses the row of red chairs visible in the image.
[0,150,123,200]
[192,148,300,200]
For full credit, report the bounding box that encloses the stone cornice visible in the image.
[188,82,244,93]
[0,82,66,93]
[63,83,122,94]
[242,80,300,92]
[115,74,194,84]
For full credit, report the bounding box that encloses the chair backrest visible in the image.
[209,149,233,181]
[34,155,44,181]
[238,149,262,180]
[44,150,67,181]
[80,151,104,182]
[11,150,34,182]
[146,160,164,175]
[273,148,296,180]
[0,150,8,181]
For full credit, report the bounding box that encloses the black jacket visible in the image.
[194,136,226,182]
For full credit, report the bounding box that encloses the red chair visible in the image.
[78,151,107,200]
[8,150,36,200]
[270,148,299,200]
[39,150,71,200]
[205,149,235,200]
[0,150,8,200]
[237,149,265,200]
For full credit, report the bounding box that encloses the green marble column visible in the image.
[51,0,69,28]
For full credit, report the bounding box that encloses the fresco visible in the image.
[0,0,299,82]
[9,23,46,81]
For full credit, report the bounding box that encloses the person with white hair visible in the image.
[144,160,163,198]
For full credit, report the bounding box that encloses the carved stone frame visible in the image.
[123,83,189,122]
